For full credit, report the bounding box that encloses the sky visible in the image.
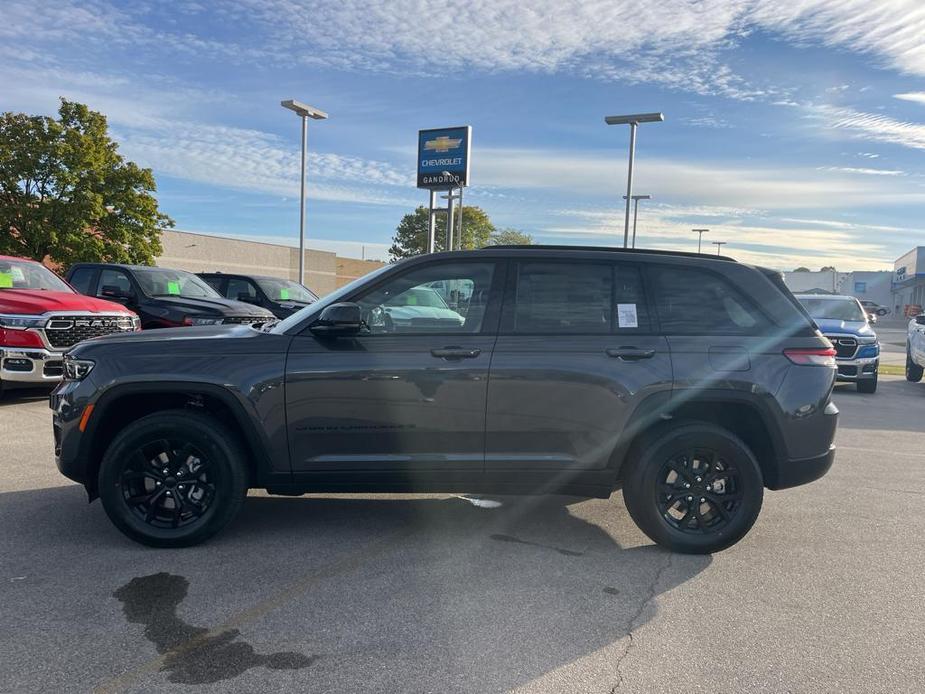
[3,0,925,269]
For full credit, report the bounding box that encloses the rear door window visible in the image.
[650,265,769,334]
[513,262,612,334]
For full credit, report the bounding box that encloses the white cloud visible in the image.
[816,166,904,176]
[894,92,925,105]
[823,106,925,151]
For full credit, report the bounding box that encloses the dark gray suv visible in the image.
[51,246,838,553]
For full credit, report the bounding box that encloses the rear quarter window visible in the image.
[650,265,771,335]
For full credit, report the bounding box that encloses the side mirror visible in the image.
[309,302,363,336]
[916,315,925,326]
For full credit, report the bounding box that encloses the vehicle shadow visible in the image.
[0,389,51,408]
[1,485,711,692]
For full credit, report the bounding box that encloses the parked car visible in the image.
[0,255,138,396]
[65,264,275,329]
[905,313,925,383]
[859,300,889,317]
[52,246,838,554]
[198,272,318,319]
[796,294,879,393]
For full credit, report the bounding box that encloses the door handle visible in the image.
[606,347,656,361]
[431,347,481,360]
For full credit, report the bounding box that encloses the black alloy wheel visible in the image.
[655,448,742,534]
[622,422,764,554]
[119,438,217,529]
[99,410,248,547]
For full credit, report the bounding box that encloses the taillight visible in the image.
[784,347,837,366]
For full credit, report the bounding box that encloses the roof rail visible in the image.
[480,244,736,262]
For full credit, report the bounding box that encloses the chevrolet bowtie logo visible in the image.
[424,136,462,153]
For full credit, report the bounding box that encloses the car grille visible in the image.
[827,336,858,359]
[222,316,265,325]
[42,315,136,349]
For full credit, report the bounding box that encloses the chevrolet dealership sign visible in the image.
[417,126,471,189]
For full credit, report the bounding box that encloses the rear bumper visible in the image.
[0,347,64,385]
[765,445,836,490]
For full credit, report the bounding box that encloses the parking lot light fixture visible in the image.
[712,240,727,255]
[606,112,664,249]
[692,228,709,253]
[281,99,328,286]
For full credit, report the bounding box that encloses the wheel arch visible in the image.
[611,391,785,488]
[80,382,278,499]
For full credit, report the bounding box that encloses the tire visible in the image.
[877,309,888,316]
[98,410,249,547]
[857,375,878,394]
[906,351,923,382]
[622,423,764,554]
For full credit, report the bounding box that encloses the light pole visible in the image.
[712,241,727,256]
[692,228,709,253]
[281,99,328,285]
[623,194,651,248]
[605,112,664,248]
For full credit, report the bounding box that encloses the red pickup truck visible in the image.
[0,255,139,396]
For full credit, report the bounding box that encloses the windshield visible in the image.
[798,297,867,322]
[0,258,72,292]
[134,268,222,299]
[255,278,319,303]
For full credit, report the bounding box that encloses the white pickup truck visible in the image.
[906,314,925,382]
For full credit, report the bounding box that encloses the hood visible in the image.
[69,324,261,356]
[149,295,274,317]
[814,318,876,338]
[0,289,133,315]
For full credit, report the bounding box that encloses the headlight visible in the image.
[0,314,44,330]
[185,316,224,326]
[132,315,141,331]
[63,355,95,381]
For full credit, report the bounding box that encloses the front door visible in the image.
[286,260,503,472]
[486,260,672,471]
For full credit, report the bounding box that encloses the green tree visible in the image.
[820,266,836,272]
[489,227,533,246]
[0,99,171,268]
[389,205,494,261]
[793,267,811,272]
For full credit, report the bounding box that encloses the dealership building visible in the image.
[891,247,925,315]
[155,230,385,297]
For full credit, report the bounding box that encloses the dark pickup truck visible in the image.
[65,263,275,329]
[52,246,838,554]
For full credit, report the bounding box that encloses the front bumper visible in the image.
[0,346,64,385]
[835,356,878,381]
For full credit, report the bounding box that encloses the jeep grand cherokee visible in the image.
[51,246,838,554]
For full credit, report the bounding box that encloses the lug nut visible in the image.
[687,496,693,502]
[700,497,705,503]
[695,476,702,482]
[178,485,185,490]
[684,483,691,488]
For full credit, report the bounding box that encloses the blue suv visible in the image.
[796,294,879,393]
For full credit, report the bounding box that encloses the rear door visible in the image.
[485,259,671,471]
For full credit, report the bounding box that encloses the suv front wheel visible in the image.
[622,423,764,554]
[98,410,248,547]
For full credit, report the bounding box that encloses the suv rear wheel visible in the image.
[622,423,764,554]
[98,410,248,547]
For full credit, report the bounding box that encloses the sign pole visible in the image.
[427,190,436,253]
[446,192,455,251]
[623,121,637,249]
[456,185,464,250]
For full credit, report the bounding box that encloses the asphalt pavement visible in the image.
[1,378,924,693]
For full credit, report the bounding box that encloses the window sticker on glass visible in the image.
[0,272,12,288]
[617,303,638,328]
[167,281,181,295]
[11,267,25,282]
[279,288,289,300]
